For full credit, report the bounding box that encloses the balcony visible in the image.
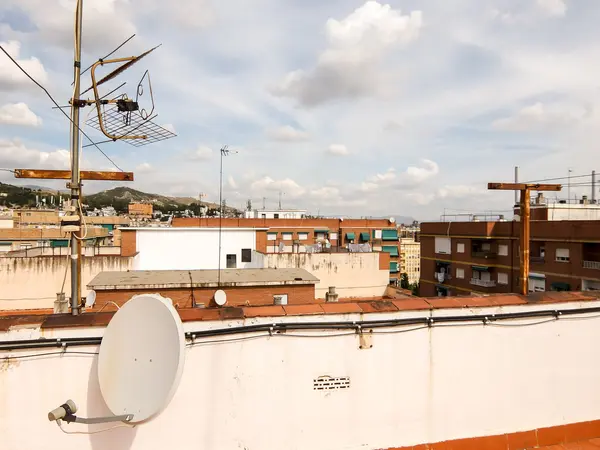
[434,272,452,283]
[470,278,496,287]
[583,260,600,270]
[472,250,497,259]
[530,256,545,264]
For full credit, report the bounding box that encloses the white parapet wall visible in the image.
[264,252,389,299]
[0,256,133,310]
[2,301,600,450]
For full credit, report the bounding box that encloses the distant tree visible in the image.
[400,273,410,289]
[410,282,420,297]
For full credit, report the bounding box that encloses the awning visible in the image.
[472,265,489,271]
[345,232,355,240]
[382,229,399,241]
[314,229,329,234]
[267,232,278,235]
[360,232,370,241]
[389,262,399,273]
[551,282,571,291]
[382,245,399,257]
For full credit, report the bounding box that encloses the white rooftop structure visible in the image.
[245,208,307,219]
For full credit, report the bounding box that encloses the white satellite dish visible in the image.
[85,290,96,308]
[98,294,185,423]
[389,217,396,223]
[214,289,227,307]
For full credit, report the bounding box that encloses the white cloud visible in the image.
[227,175,237,189]
[437,184,481,199]
[188,145,213,161]
[404,159,439,183]
[0,41,48,91]
[326,144,349,156]
[135,162,153,173]
[0,139,69,169]
[383,120,403,131]
[266,125,309,142]
[272,1,422,106]
[250,176,306,197]
[0,103,42,126]
[537,0,567,17]
[162,124,176,134]
[492,102,581,131]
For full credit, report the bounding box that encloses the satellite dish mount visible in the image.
[48,399,133,424]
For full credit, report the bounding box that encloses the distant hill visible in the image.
[0,182,63,208]
[84,186,239,215]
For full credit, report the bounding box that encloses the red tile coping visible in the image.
[382,418,600,450]
[0,291,598,330]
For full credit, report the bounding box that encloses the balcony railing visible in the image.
[530,256,545,264]
[470,278,496,287]
[472,250,497,259]
[434,272,451,282]
[583,260,600,270]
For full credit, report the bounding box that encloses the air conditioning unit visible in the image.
[273,294,288,305]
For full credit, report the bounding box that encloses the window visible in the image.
[226,254,236,268]
[261,214,266,219]
[482,242,491,251]
[457,243,465,253]
[434,237,451,254]
[282,232,293,240]
[498,244,508,256]
[241,249,251,263]
[374,229,382,239]
[274,214,279,219]
[498,272,508,285]
[267,233,277,241]
[298,232,308,241]
[556,248,570,262]
[316,233,325,240]
[329,232,338,240]
[456,268,465,279]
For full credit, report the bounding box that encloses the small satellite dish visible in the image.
[98,294,185,423]
[85,290,96,308]
[214,289,227,307]
[389,217,396,223]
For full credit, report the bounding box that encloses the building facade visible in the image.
[399,238,420,285]
[420,219,600,297]
[172,217,402,284]
[128,202,153,218]
[244,208,307,219]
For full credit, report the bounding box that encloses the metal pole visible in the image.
[70,0,84,315]
[519,188,530,296]
[592,170,596,204]
[514,166,519,205]
[218,147,224,286]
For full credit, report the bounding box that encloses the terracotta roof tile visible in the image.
[0,315,46,332]
[320,302,363,314]
[41,312,113,329]
[427,298,465,309]
[358,301,398,313]
[489,295,528,306]
[243,305,286,318]
[456,297,496,307]
[283,304,324,316]
[392,299,431,311]
[218,307,245,320]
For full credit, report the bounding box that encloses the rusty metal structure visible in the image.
[488,182,562,295]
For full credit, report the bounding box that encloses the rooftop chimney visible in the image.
[535,193,544,205]
[325,286,339,303]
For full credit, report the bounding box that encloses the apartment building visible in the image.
[420,219,600,297]
[128,202,153,218]
[172,217,402,284]
[399,237,420,285]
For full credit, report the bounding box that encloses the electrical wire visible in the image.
[57,420,134,435]
[0,44,124,172]
[523,173,595,184]
[77,34,137,82]
[2,351,98,361]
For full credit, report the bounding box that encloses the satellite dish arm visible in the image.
[48,399,133,424]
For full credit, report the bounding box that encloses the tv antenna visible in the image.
[10,0,176,316]
[48,294,185,427]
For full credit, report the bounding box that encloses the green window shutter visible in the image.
[360,232,370,241]
[345,232,355,240]
[382,229,398,240]
[382,246,399,257]
[389,262,399,273]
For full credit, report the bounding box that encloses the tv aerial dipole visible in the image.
[12,0,176,316]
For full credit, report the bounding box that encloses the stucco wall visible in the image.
[0,256,132,310]
[264,252,389,299]
[133,229,259,271]
[1,302,600,450]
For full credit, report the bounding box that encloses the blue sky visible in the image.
[0,0,599,220]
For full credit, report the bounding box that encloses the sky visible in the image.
[0,0,599,220]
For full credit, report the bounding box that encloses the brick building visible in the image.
[86,268,319,309]
[172,217,402,284]
[420,219,600,297]
[128,202,153,218]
